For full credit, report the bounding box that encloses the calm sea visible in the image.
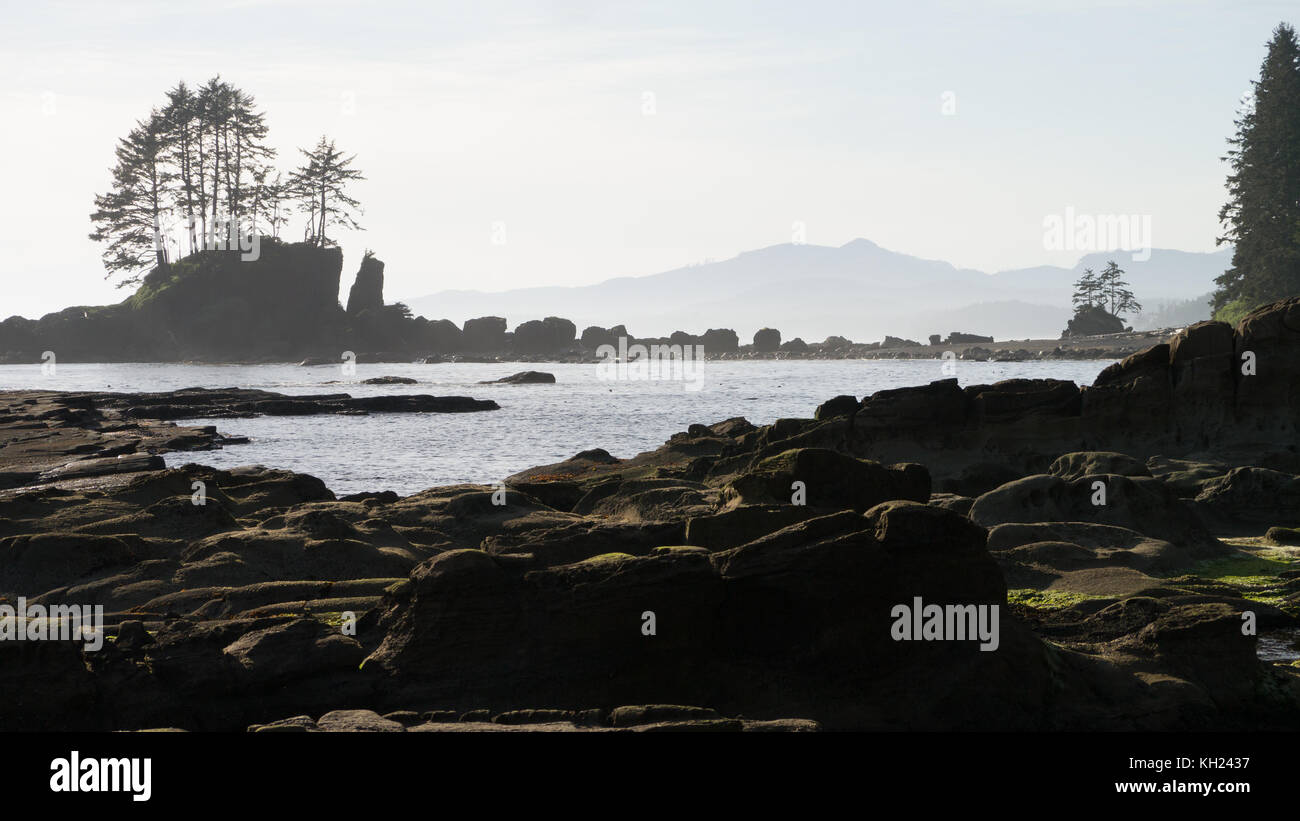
[0,359,1112,495]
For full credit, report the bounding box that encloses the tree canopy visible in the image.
[1213,22,1300,317]
[89,77,364,286]
[1070,260,1141,320]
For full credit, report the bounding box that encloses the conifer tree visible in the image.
[1214,22,1300,315]
[88,110,175,284]
[288,137,365,248]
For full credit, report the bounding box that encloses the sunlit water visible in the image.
[1,359,1112,496]
[1258,629,1300,664]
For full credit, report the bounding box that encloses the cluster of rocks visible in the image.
[1,242,1167,364]
[0,387,497,491]
[245,705,817,733]
[929,332,995,346]
[1,299,1299,731]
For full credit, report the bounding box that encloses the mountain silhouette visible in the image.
[402,239,1230,342]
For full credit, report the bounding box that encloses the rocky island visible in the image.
[1,298,1298,732]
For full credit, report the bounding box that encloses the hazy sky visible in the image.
[0,0,1291,319]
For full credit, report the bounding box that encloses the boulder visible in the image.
[701,328,739,353]
[1049,451,1150,481]
[361,376,417,385]
[462,316,507,351]
[722,448,929,512]
[1169,321,1236,447]
[880,335,921,348]
[752,328,781,352]
[1194,467,1300,527]
[512,317,576,354]
[1062,305,1124,337]
[969,473,1221,556]
[684,505,815,551]
[946,332,994,344]
[479,371,556,385]
[857,378,967,429]
[316,709,406,733]
[1234,297,1300,443]
[965,379,1081,423]
[422,318,463,352]
[814,394,858,420]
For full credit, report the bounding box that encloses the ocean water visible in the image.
[0,359,1113,496]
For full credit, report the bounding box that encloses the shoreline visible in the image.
[0,329,1177,367]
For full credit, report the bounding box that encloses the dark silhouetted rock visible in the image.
[857,378,967,429]
[701,328,739,353]
[581,326,615,349]
[362,376,417,385]
[462,316,507,351]
[722,447,929,512]
[880,335,921,348]
[416,318,463,353]
[1063,305,1124,337]
[814,394,858,420]
[512,317,577,354]
[345,252,385,315]
[479,371,556,385]
[946,332,994,344]
[752,328,781,352]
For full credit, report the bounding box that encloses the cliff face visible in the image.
[0,240,346,361]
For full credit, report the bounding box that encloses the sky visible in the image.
[0,0,1293,320]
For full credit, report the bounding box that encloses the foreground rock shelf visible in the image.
[1,300,1299,731]
[0,387,498,492]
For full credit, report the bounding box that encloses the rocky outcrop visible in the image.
[752,328,781,352]
[345,253,385,315]
[512,317,577,354]
[478,371,556,385]
[461,316,507,351]
[721,448,929,512]
[361,376,417,385]
[580,325,626,349]
[880,335,922,348]
[946,332,994,344]
[701,328,739,353]
[1063,305,1125,337]
[0,240,347,362]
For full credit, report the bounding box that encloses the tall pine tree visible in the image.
[288,137,365,248]
[88,110,175,285]
[1214,22,1300,317]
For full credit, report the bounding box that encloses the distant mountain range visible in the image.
[401,239,1230,342]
